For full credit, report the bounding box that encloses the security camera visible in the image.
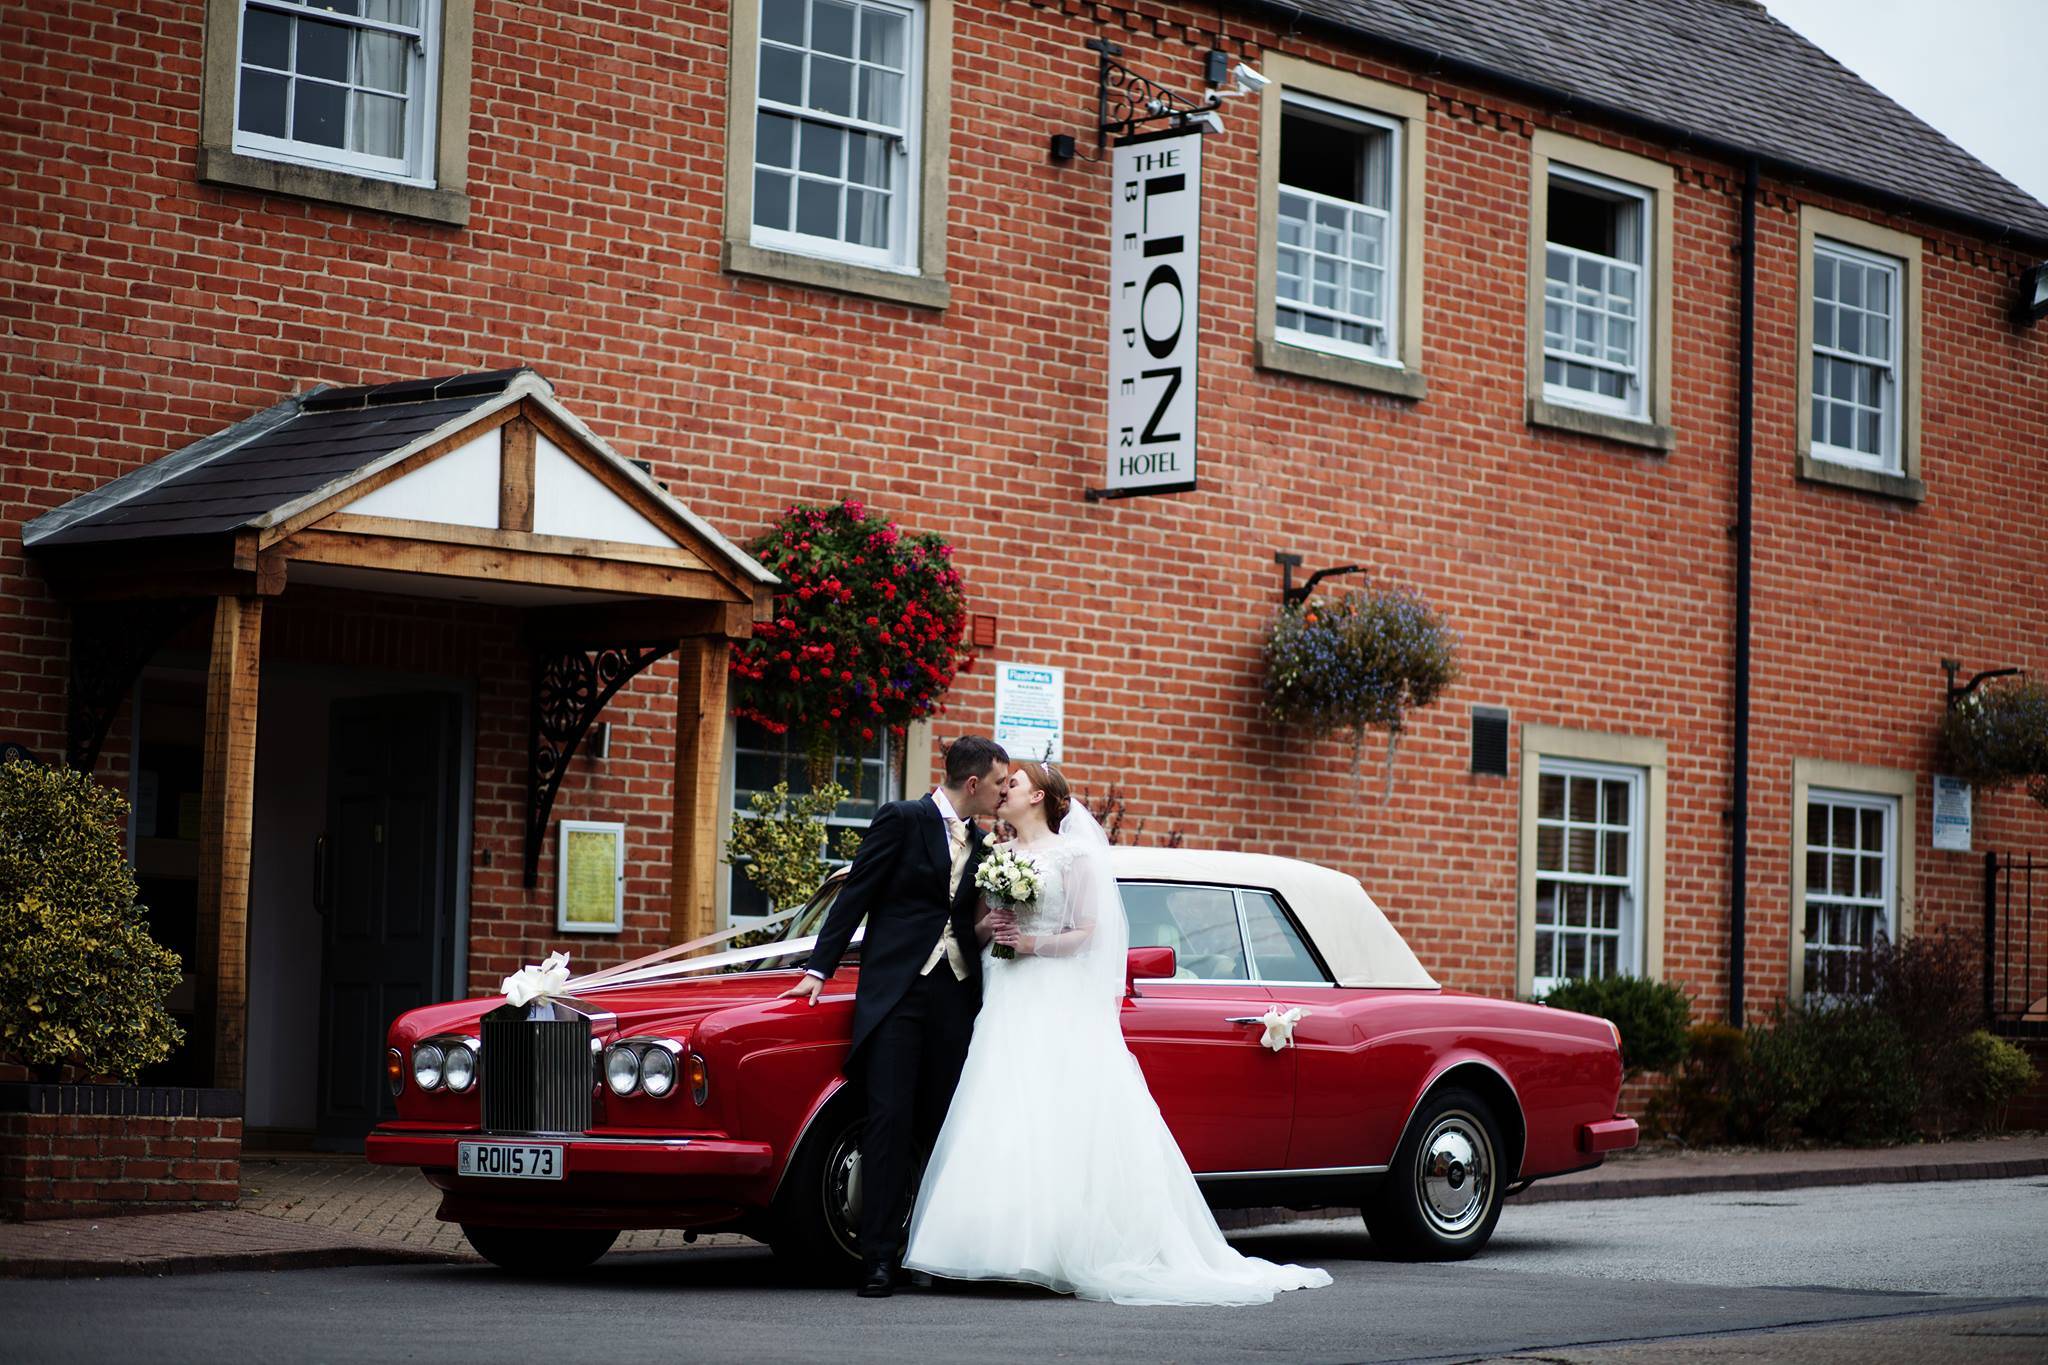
[1233,62,1270,93]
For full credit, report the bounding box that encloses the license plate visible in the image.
[457,1142,564,1180]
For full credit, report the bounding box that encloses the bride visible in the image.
[902,760,1332,1306]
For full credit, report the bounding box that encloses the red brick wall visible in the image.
[4,0,2044,1028]
[0,1111,242,1221]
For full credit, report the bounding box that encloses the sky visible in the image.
[1761,0,2048,206]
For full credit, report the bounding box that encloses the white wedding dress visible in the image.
[902,810,1332,1306]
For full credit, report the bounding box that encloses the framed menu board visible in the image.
[557,820,625,934]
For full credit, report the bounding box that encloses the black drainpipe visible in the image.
[1730,158,1759,1026]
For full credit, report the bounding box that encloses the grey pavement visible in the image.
[3,1180,2043,1363]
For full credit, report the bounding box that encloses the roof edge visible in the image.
[1235,0,2048,256]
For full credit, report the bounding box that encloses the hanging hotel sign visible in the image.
[1102,130,1201,499]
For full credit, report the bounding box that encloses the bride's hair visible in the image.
[1016,760,1071,832]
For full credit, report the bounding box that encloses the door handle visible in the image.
[1223,1015,1265,1025]
[313,834,328,914]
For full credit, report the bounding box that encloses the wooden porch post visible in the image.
[195,594,263,1091]
[669,636,728,946]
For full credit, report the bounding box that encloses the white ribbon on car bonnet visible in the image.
[1258,1005,1308,1052]
[501,951,572,1010]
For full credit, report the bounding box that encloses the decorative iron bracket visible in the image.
[1086,38,1224,149]
[1942,657,2024,709]
[1276,552,1365,608]
[526,641,678,887]
[68,598,207,772]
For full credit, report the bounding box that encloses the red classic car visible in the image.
[368,848,1637,1273]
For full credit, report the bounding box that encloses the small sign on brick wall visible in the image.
[1932,774,1972,851]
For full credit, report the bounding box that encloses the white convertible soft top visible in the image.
[1104,846,1439,990]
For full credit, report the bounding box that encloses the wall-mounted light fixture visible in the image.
[1049,39,1266,160]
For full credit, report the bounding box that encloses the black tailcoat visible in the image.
[804,792,987,1068]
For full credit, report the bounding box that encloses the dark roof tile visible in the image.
[1267,0,2048,244]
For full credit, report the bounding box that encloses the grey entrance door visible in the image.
[317,693,461,1142]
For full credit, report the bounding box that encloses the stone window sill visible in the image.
[1255,339,1426,400]
[1796,451,1925,502]
[723,240,949,311]
[1527,397,1675,453]
[198,147,468,226]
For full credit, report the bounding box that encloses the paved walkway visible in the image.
[3,1134,2042,1278]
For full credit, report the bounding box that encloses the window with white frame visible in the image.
[728,720,899,922]
[1543,169,1650,417]
[752,0,922,270]
[1810,240,1902,471]
[1802,789,1896,999]
[1274,94,1400,364]
[233,0,440,183]
[1533,759,1644,992]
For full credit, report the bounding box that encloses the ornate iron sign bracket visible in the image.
[1087,38,1223,149]
[525,641,677,887]
[67,598,206,772]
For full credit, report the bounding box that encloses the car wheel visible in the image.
[1364,1086,1505,1260]
[768,1104,866,1282]
[461,1224,618,1274]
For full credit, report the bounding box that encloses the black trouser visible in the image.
[858,965,976,1264]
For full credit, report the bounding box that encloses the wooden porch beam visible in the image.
[523,599,756,647]
[281,526,737,600]
[669,637,729,946]
[195,594,263,1092]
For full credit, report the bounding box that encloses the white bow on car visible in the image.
[1258,1005,1308,1052]
[502,951,572,1009]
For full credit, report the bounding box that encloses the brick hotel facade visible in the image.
[4,0,2045,1144]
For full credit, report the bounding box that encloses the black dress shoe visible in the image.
[856,1261,894,1297]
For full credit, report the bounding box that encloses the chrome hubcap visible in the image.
[1416,1110,1492,1237]
[825,1126,864,1257]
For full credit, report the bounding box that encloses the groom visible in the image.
[781,734,1009,1296]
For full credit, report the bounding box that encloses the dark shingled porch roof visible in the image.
[1245,0,2048,248]
[23,370,529,549]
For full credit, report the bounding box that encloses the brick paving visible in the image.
[5,1135,2043,1277]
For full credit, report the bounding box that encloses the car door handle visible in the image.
[1223,1016,1265,1025]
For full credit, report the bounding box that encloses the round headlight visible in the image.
[640,1047,676,1098]
[443,1043,476,1093]
[412,1043,445,1092]
[604,1045,640,1096]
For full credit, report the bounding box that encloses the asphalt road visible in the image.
[5,1180,2044,1364]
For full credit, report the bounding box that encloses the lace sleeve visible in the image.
[1022,846,1097,958]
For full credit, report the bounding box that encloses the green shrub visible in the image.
[1956,1030,2036,1133]
[1866,929,1984,1137]
[1732,1001,1918,1146]
[722,781,862,948]
[1648,1023,1747,1144]
[0,758,184,1079]
[1541,974,1692,1078]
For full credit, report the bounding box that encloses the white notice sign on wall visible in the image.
[993,663,1065,763]
[1932,774,1972,852]
[1106,131,1201,496]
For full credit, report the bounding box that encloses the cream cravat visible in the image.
[920,817,971,980]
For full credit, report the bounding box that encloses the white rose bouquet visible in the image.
[974,844,1042,960]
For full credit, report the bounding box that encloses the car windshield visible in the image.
[723,876,850,972]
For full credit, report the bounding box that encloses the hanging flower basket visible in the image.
[1939,676,2048,809]
[1263,584,1459,795]
[729,499,971,780]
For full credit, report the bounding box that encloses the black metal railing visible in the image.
[1985,851,2045,1037]
[480,1009,593,1134]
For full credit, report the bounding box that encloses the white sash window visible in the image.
[232,0,440,184]
[1811,240,1903,472]
[1802,790,1897,1000]
[1533,759,1645,993]
[1274,93,1401,365]
[751,0,923,271]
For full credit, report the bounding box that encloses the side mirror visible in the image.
[1125,946,1176,996]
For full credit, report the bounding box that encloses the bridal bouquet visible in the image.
[974,845,1042,959]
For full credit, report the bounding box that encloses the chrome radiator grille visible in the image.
[480,1012,592,1135]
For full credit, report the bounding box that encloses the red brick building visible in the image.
[4,0,2044,1146]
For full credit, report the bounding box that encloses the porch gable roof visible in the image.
[22,368,777,599]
